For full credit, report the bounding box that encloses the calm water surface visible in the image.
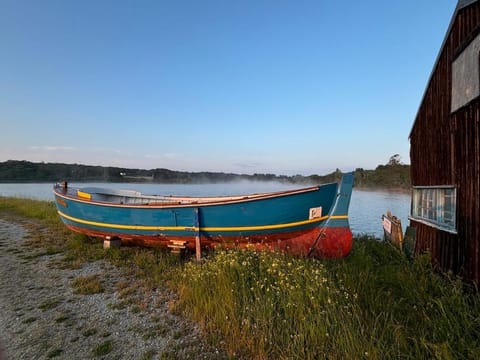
[0,182,410,238]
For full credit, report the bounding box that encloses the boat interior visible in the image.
[56,185,321,206]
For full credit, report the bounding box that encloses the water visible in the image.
[349,190,410,237]
[0,182,410,238]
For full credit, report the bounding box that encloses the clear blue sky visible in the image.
[0,0,457,175]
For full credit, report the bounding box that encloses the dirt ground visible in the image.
[0,218,226,360]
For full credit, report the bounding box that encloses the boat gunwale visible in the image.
[52,183,331,209]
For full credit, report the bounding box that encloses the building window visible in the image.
[411,187,457,232]
[451,34,480,112]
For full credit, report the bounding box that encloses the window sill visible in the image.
[408,216,458,234]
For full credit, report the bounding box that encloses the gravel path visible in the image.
[0,218,225,360]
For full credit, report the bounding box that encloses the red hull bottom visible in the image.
[65,225,353,258]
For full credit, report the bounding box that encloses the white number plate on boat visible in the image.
[309,207,322,219]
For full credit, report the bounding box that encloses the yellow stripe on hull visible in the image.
[57,210,348,232]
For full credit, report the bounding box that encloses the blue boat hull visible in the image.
[53,174,354,258]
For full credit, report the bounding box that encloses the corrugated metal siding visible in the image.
[410,1,480,284]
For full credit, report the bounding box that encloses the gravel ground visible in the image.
[0,218,226,360]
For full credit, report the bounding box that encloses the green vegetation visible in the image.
[3,196,478,359]
[38,298,62,311]
[0,159,298,184]
[91,340,113,357]
[46,348,63,358]
[173,243,480,359]
[0,158,410,189]
[54,313,70,323]
[354,154,410,190]
[139,349,157,360]
[70,275,104,295]
[82,328,98,337]
[22,316,37,324]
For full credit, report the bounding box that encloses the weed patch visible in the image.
[55,313,69,323]
[38,298,62,311]
[22,316,37,324]
[139,349,156,360]
[71,275,104,295]
[91,340,113,357]
[46,348,63,358]
[82,328,98,337]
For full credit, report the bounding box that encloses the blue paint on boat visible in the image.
[53,173,354,257]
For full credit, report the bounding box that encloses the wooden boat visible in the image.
[53,173,354,258]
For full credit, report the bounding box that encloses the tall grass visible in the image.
[173,240,480,359]
[2,196,480,359]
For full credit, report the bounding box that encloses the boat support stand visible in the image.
[194,208,201,261]
[103,236,121,249]
[167,208,201,261]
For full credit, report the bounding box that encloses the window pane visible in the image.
[444,188,455,228]
[427,189,436,220]
[412,187,456,231]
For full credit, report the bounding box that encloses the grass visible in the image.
[2,196,480,359]
[172,240,480,359]
[139,349,157,360]
[91,340,113,357]
[54,313,69,323]
[46,348,63,358]
[22,316,37,324]
[71,274,104,295]
[38,297,62,311]
[82,328,98,337]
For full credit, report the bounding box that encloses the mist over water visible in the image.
[0,181,300,200]
[0,182,410,238]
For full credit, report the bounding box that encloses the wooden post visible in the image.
[194,208,201,261]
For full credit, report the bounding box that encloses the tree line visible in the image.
[0,159,410,189]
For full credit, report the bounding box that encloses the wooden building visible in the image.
[409,0,480,284]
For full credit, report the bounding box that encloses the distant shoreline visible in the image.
[0,159,411,190]
[0,181,411,193]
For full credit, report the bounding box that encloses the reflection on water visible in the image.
[0,183,411,238]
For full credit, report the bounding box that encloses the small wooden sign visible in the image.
[383,216,392,234]
[382,212,403,250]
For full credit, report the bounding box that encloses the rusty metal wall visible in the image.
[410,2,480,284]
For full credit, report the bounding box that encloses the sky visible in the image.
[0,0,458,176]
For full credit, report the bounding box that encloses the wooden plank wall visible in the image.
[410,2,480,284]
[453,101,480,282]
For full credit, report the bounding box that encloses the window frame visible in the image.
[410,186,457,234]
[451,33,480,113]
